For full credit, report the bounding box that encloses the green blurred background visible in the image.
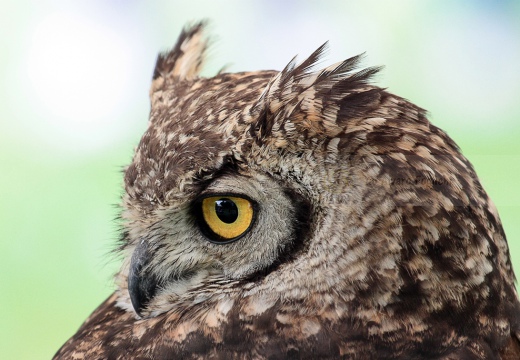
[1,1,519,358]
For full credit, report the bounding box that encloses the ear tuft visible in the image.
[151,21,209,92]
[251,46,383,141]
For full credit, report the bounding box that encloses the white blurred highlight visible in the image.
[26,11,133,152]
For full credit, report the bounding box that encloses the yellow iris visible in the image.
[201,196,254,241]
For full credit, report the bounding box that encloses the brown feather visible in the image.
[55,22,520,360]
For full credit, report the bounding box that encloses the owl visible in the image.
[54,22,520,359]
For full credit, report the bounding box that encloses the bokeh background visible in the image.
[1,0,519,358]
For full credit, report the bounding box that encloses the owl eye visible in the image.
[198,195,256,244]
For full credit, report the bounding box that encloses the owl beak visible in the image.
[128,239,160,317]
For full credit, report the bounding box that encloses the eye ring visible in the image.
[195,194,257,244]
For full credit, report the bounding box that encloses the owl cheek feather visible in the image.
[128,239,161,317]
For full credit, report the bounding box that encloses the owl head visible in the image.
[110,22,520,357]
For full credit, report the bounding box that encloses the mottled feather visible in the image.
[55,23,520,360]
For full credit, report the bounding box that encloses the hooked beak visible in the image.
[128,239,160,317]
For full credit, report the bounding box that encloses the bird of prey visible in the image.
[54,22,520,359]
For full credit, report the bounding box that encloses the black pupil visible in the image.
[215,198,239,224]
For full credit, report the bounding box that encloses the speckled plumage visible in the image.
[55,23,520,359]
